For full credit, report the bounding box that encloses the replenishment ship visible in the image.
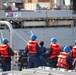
[0,0,76,75]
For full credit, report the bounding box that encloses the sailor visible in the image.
[24,34,41,68]
[0,38,14,71]
[72,40,76,70]
[42,38,61,68]
[39,41,47,66]
[57,46,73,69]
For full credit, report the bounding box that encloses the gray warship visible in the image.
[0,0,76,75]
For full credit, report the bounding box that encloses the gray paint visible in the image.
[0,0,25,3]
[0,10,76,19]
[0,10,5,18]
[0,27,76,50]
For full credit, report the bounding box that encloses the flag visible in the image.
[13,12,18,17]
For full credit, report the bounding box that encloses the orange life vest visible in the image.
[72,45,76,60]
[57,52,70,69]
[26,40,38,54]
[0,44,10,58]
[49,43,61,58]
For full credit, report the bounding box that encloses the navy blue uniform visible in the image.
[24,41,42,68]
[0,46,14,71]
[39,46,47,66]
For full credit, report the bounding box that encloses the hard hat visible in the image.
[30,34,37,40]
[63,46,71,53]
[50,38,57,43]
[3,38,9,43]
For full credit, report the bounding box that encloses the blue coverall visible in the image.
[24,44,42,68]
[0,47,14,71]
[39,45,47,66]
[42,48,58,67]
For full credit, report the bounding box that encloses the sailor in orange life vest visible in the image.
[0,38,14,71]
[72,40,76,70]
[57,46,73,69]
[24,34,42,68]
[42,38,61,68]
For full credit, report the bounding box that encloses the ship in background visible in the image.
[0,1,76,74]
[0,0,76,63]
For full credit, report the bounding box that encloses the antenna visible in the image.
[31,30,34,35]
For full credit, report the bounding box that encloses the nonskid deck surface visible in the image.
[0,66,76,75]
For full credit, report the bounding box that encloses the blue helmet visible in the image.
[3,38,9,43]
[50,38,57,43]
[63,46,71,53]
[30,34,37,40]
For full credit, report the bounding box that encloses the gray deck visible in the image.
[0,67,76,75]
